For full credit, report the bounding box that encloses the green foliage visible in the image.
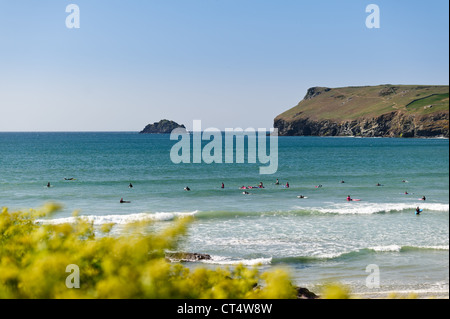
[0,205,297,299]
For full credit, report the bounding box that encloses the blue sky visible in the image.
[0,0,448,131]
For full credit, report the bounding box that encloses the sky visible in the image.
[0,0,448,132]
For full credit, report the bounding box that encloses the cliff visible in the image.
[274,85,449,138]
[140,120,186,134]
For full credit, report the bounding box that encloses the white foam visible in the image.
[201,255,272,266]
[37,211,198,225]
[310,202,449,215]
[369,245,403,252]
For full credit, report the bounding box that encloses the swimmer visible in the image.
[259,182,264,188]
[243,191,250,195]
[285,182,290,188]
[221,182,224,189]
[275,179,280,185]
[129,183,133,188]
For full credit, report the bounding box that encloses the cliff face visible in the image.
[274,85,449,138]
[274,111,449,138]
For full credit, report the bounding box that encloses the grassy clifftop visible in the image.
[276,85,449,122]
[274,85,449,137]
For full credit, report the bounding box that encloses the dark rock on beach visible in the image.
[296,287,319,299]
[140,119,187,134]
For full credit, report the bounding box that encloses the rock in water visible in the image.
[165,252,212,262]
[140,119,187,134]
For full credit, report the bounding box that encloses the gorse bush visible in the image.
[0,204,298,299]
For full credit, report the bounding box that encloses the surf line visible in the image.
[170,120,278,175]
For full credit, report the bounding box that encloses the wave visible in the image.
[37,201,449,225]
[199,255,273,266]
[311,202,449,215]
[37,211,198,225]
[271,245,449,264]
[168,245,449,266]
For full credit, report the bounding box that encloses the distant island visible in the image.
[140,120,187,134]
[274,85,449,138]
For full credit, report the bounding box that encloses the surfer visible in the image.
[259,182,264,188]
[298,195,305,199]
[46,182,51,188]
[275,179,280,185]
[64,178,75,181]
[243,191,250,195]
[421,196,426,201]
[340,180,345,184]
[120,198,131,204]
[416,207,421,215]
[184,186,191,191]
[376,183,382,187]
[347,195,352,202]
[129,183,133,188]
[285,182,290,188]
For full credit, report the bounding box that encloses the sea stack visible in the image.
[140,119,187,134]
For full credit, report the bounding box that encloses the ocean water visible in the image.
[0,132,448,297]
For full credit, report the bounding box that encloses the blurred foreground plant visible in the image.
[0,205,298,299]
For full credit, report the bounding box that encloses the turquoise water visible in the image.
[0,133,448,297]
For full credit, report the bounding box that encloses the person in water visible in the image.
[298,195,305,199]
[347,195,352,202]
[129,183,133,188]
[184,186,191,191]
[120,198,131,203]
[422,196,426,201]
[416,207,421,215]
[259,182,264,188]
[47,182,51,188]
[221,182,225,189]
[376,183,381,186]
[275,179,280,185]
[285,182,290,188]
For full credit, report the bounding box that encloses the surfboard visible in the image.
[297,196,308,199]
[352,199,361,202]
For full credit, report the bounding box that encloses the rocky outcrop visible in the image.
[296,287,319,299]
[140,120,186,134]
[165,252,212,262]
[274,111,449,138]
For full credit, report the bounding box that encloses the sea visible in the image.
[0,132,448,298]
